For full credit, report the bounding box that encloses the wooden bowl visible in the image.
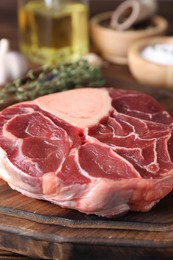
[90,12,168,65]
[128,36,173,89]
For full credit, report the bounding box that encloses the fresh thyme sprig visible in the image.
[0,59,105,107]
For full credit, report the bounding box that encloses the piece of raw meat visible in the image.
[0,87,173,217]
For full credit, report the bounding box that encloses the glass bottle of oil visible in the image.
[17,0,89,65]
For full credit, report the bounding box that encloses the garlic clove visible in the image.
[0,38,29,85]
[5,52,28,81]
[83,53,104,67]
[0,57,9,85]
[0,38,10,56]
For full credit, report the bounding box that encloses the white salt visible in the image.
[141,44,173,66]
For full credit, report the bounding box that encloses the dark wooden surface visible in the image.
[1,1,173,259]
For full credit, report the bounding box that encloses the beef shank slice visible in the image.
[0,87,173,217]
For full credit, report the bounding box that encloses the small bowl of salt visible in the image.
[128,36,173,89]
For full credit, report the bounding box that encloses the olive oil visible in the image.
[18,0,89,65]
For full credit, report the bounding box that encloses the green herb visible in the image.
[0,59,105,106]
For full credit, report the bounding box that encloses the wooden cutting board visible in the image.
[1,76,173,259]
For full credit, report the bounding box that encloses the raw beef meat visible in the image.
[0,87,173,217]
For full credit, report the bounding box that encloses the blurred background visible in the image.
[0,0,173,51]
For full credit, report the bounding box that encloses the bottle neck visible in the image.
[44,0,88,7]
[44,0,64,8]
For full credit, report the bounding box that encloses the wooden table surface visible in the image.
[1,1,173,259]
